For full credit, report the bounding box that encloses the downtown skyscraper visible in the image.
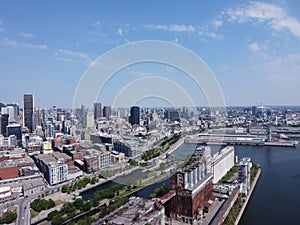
[94,102,102,120]
[129,106,140,126]
[23,94,34,132]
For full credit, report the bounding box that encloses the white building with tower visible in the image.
[195,145,212,173]
[238,157,252,195]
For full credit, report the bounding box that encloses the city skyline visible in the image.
[1,1,300,107]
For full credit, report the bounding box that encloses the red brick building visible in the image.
[0,165,18,180]
[164,161,213,224]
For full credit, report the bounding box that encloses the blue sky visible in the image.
[1,0,300,108]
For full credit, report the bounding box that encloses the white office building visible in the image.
[1,106,16,123]
[98,151,111,169]
[211,146,235,184]
[47,160,68,185]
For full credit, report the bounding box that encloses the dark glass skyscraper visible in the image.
[23,94,34,132]
[7,124,22,140]
[129,106,140,126]
[0,114,9,136]
[94,102,102,120]
[103,106,111,119]
[169,110,180,122]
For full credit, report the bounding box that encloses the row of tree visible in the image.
[149,183,170,198]
[48,184,127,225]
[142,148,161,161]
[142,133,182,162]
[160,133,181,148]
[62,177,99,193]
[30,198,55,212]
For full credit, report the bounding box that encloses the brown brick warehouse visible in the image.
[163,146,214,224]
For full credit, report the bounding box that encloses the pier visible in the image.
[210,168,261,225]
[234,168,261,225]
[184,134,299,147]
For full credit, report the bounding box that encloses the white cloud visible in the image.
[117,28,123,36]
[212,20,223,29]
[249,42,262,52]
[1,37,48,50]
[224,2,300,38]
[198,29,223,40]
[56,49,88,59]
[55,48,90,63]
[93,20,101,27]
[1,37,18,48]
[148,24,168,30]
[56,57,73,62]
[169,24,195,32]
[148,23,222,40]
[20,32,35,38]
[22,43,47,49]
[147,24,196,32]
[249,42,268,58]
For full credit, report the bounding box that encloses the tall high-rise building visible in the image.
[252,106,257,117]
[23,94,34,132]
[103,106,111,119]
[94,102,102,120]
[0,114,9,136]
[85,109,95,128]
[7,124,22,140]
[1,106,16,123]
[129,106,140,126]
[7,103,19,122]
[7,103,19,118]
[169,110,180,122]
[41,108,48,129]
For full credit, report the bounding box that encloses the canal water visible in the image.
[82,140,300,225]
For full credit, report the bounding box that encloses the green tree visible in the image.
[82,201,91,211]
[73,198,84,210]
[47,210,59,221]
[30,198,56,212]
[91,177,97,184]
[61,202,75,214]
[47,198,55,208]
[52,214,65,225]
[61,185,69,193]
[0,211,17,224]
[149,183,169,198]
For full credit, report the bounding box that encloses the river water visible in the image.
[235,140,300,225]
[82,140,300,225]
